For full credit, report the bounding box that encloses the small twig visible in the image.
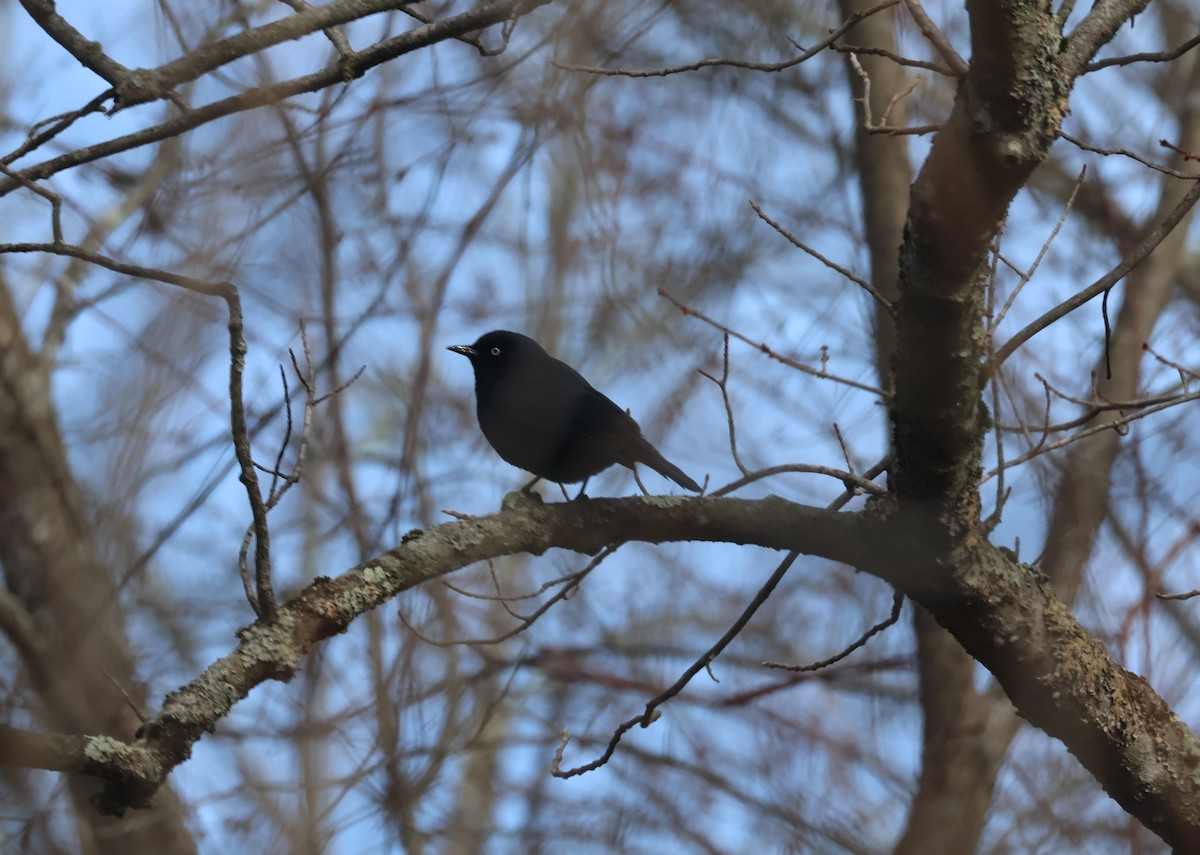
[487,559,528,620]
[1085,33,1200,72]
[763,590,903,671]
[832,423,856,478]
[982,389,1200,480]
[830,42,952,75]
[0,165,63,243]
[818,455,891,515]
[709,464,887,498]
[632,467,651,496]
[1101,286,1113,380]
[993,178,1200,369]
[901,0,968,76]
[6,93,111,167]
[225,289,275,620]
[1157,588,1200,602]
[991,165,1086,332]
[441,565,586,604]
[996,375,1190,434]
[552,551,799,778]
[276,0,355,69]
[1143,343,1198,385]
[401,548,615,648]
[698,333,750,476]
[847,53,938,136]
[268,365,294,502]
[97,666,148,724]
[550,0,900,78]
[983,223,1007,532]
[748,201,895,314]
[660,289,891,399]
[1058,131,1199,180]
[400,1,520,57]
[1160,139,1200,163]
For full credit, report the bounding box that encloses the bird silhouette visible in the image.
[449,330,701,496]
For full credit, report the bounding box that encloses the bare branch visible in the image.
[901,0,968,76]
[18,0,131,86]
[1084,32,1200,72]
[748,200,896,314]
[660,289,891,399]
[552,551,800,778]
[550,0,900,78]
[0,0,556,195]
[993,178,1200,368]
[763,589,903,671]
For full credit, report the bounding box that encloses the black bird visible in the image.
[449,330,701,495]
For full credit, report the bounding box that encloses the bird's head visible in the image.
[447,330,545,381]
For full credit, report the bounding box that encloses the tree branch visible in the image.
[0,0,556,196]
[0,491,1193,847]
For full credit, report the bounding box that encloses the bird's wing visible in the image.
[496,356,636,444]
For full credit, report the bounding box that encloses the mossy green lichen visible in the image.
[361,564,391,585]
[237,611,301,670]
[335,585,379,615]
[641,495,689,509]
[84,734,134,764]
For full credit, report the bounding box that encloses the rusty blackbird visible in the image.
[449,330,701,495]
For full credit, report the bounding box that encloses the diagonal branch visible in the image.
[0,0,556,196]
[18,0,131,86]
[0,491,1193,848]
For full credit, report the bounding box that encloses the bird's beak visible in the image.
[447,344,477,357]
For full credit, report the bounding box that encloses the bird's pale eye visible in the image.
[490,346,501,356]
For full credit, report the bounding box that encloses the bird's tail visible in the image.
[634,439,702,492]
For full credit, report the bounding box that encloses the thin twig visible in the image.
[552,551,800,778]
[550,0,900,78]
[698,333,750,476]
[901,0,968,76]
[1058,131,1199,180]
[709,464,887,498]
[991,165,1086,333]
[982,390,1200,480]
[4,92,111,167]
[847,52,938,136]
[0,165,63,242]
[748,201,895,314]
[1084,33,1200,72]
[830,42,951,75]
[440,566,587,604]
[401,548,615,648]
[832,423,855,477]
[660,289,891,398]
[763,590,903,671]
[993,178,1200,369]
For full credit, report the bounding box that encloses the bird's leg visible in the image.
[632,466,650,496]
[573,479,589,500]
[521,475,542,493]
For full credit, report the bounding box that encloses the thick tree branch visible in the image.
[18,0,131,86]
[111,0,422,106]
[0,492,1192,847]
[891,0,1065,512]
